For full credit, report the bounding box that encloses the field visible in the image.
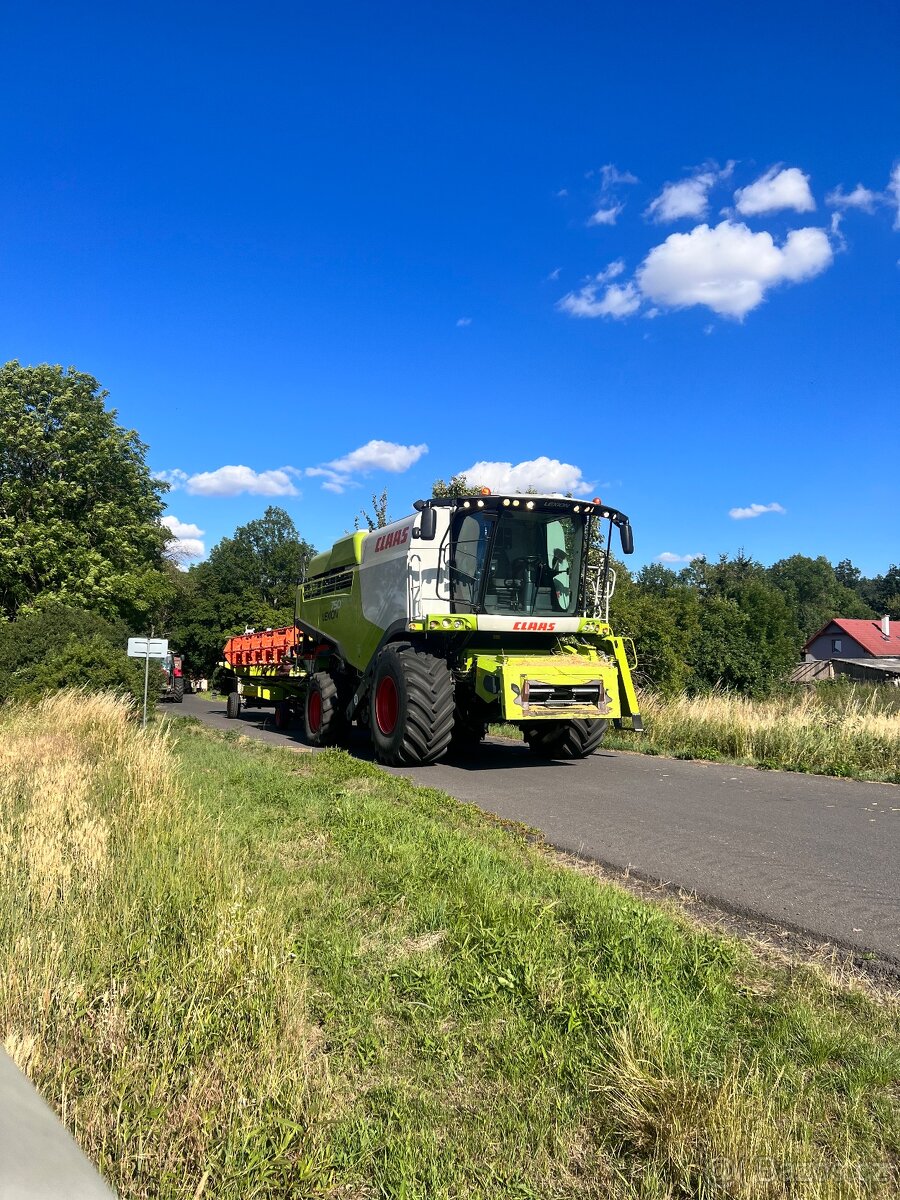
[1,691,898,1198]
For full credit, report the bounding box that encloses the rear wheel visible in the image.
[226,690,241,719]
[523,718,608,760]
[304,672,347,746]
[274,699,293,730]
[369,643,454,766]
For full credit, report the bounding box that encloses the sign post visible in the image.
[127,637,169,728]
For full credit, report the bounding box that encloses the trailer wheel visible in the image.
[226,690,241,719]
[524,718,608,759]
[274,699,292,730]
[304,672,347,746]
[369,643,455,766]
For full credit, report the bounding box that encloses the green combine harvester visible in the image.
[223,490,642,765]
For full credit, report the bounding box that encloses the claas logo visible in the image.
[513,620,557,631]
[374,526,410,552]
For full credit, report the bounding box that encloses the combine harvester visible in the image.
[222,490,642,765]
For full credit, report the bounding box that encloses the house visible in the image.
[798,616,900,684]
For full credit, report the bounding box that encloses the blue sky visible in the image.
[2,1,898,575]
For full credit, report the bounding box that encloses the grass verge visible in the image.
[1,692,898,1197]
[495,686,900,783]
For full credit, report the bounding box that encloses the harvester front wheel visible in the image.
[369,643,455,766]
[304,672,347,746]
[226,690,241,719]
[524,718,608,760]
[173,677,184,703]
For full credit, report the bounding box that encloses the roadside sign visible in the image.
[127,637,168,659]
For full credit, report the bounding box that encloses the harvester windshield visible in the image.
[449,508,585,617]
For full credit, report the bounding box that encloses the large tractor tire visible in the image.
[173,677,184,703]
[226,690,241,719]
[369,643,455,766]
[304,671,347,746]
[523,718,608,760]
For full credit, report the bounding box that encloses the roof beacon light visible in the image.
[592,497,602,505]
[480,487,492,496]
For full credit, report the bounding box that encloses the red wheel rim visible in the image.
[375,676,399,734]
[308,690,322,732]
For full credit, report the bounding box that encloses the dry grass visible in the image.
[0,692,332,1197]
[606,687,900,782]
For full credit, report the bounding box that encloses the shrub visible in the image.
[0,603,152,706]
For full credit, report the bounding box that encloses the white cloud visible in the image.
[585,164,638,227]
[734,166,815,215]
[645,163,733,223]
[156,468,188,490]
[456,317,472,326]
[588,203,624,226]
[306,439,428,493]
[185,465,300,497]
[656,552,703,564]
[547,267,561,281]
[161,515,205,564]
[558,280,640,319]
[728,502,786,520]
[555,188,568,198]
[599,165,638,186]
[826,183,878,213]
[457,457,590,495]
[637,220,833,318]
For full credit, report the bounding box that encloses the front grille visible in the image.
[525,683,603,708]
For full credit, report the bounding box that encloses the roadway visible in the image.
[174,695,900,965]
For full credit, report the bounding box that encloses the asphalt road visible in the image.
[174,694,900,963]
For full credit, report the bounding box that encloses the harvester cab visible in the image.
[223,492,642,767]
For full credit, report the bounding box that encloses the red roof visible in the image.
[805,618,900,657]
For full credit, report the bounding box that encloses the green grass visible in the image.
[1,693,898,1198]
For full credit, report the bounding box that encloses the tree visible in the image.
[166,507,315,676]
[355,488,391,531]
[767,554,873,640]
[431,473,482,497]
[0,361,172,626]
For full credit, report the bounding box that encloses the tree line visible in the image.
[1,360,897,703]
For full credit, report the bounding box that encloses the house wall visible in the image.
[805,623,870,661]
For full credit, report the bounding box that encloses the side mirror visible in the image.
[619,522,634,555]
[416,507,437,541]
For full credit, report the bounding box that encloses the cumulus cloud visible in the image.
[826,183,879,213]
[161,515,205,564]
[636,220,833,318]
[457,457,590,495]
[456,317,472,326]
[307,439,428,493]
[184,465,300,497]
[728,502,786,520]
[645,162,733,223]
[655,551,703,564]
[734,166,815,215]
